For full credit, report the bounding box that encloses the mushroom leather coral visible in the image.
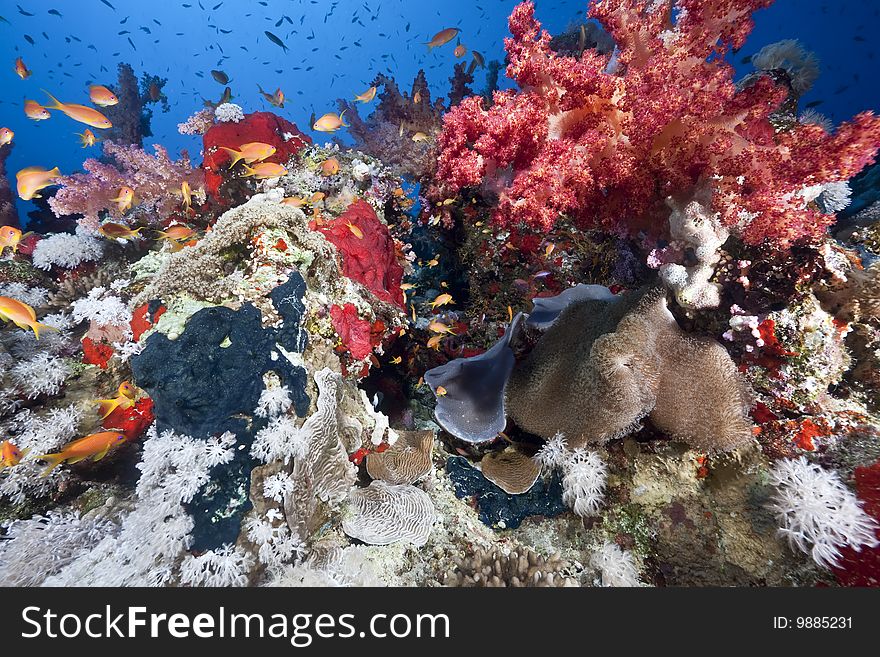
[202,111,310,200]
[311,199,405,308]
[435,0,880,248]
[506,286,754,452]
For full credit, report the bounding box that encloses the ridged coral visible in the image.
[342,480,435,547]
[365,430,434,485]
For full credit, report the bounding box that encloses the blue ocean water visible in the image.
[1,0,877,223]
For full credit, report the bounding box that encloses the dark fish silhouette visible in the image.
[17,5,34,16]
[48,9,62,18]
[24,34,34,44]
[805,100,824,108]
[100,0,116,9]
[265,30,288,52]
[211,69,229,84]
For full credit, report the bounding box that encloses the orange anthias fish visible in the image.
[88,84,119,107]
[220,141,277,167]
[320,157,340,176]
[312,111,348,133]
[42,90,112,129]
[354,86,377,103]
[454,41,467,58]
[110,186,134,213]
[180,180,193,210]
[37,431,129,476]
[425,27,460,50]
[0,439,27,471]
[77,129,97,147]
[0,127,13,146]
[345,221,364,239]
[257,84,285,108]
[427,335,444,350]
[412,131,429,142]
[16,166,60,201]
[242,162,287,179]
[14,57,31,80]
[99,222,143,240]
[155,225,195,242]
[281,196,308,208]
[429,293,454,309]
[24,100,50,121]
[0,296,55,339]
[95,381,137,419]
[0,226,23,255]
[428,321,456,335]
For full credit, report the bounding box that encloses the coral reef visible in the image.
[434,1,880,249]
[1,0,879,591]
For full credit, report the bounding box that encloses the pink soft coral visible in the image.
[435,0,880,248]
[49,141,205,231]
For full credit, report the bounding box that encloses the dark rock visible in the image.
[446,455,567,529]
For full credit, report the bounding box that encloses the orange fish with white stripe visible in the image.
[425,28,460,50]
[241,162,287,179]
[110,186,134,213]
[24,100,50,121]
[37,431,129,476]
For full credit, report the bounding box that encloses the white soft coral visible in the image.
[768,457,879,569]
[561,448,608,518]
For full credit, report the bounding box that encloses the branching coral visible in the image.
[435,0,880,249]
[338,71,444,179]
[0,511,116,586]
[49,141,204,231]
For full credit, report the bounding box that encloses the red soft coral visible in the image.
[103,397,155,441]
[311,199,405,308]
[330,303,374,360]
[832,460,880,587]
[81,337,114,369]
[202,111,310,200]
[435,0,880,249]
